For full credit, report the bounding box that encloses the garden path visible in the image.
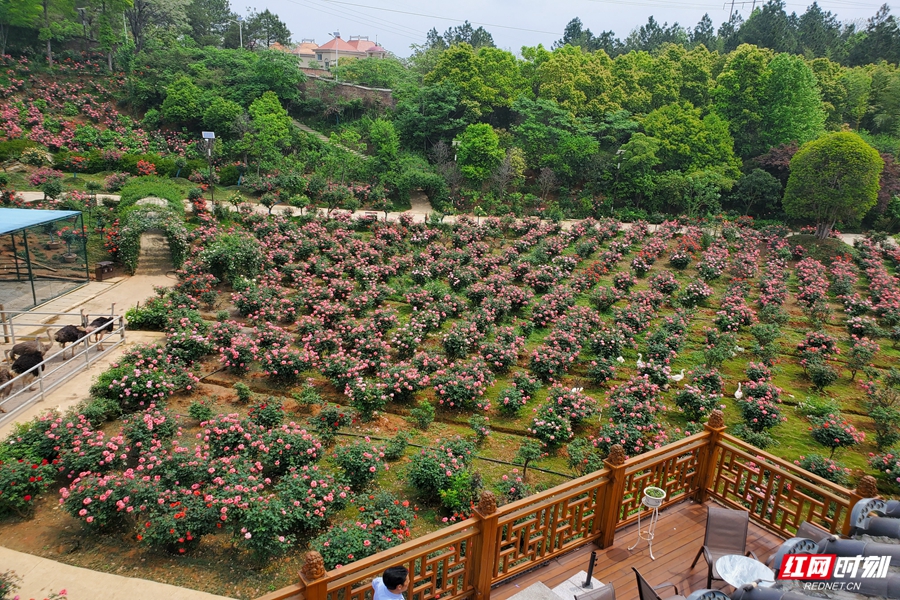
[0,546,235,600]
[15,191,121,204]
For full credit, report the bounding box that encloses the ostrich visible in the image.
[636,353,646,369]
[86,316,115,350]
[734,382,743,400]
[11,351,44,391]
[616,356,625,364]
[54,325,87,360]
[8,331,53,361]
[669,369,686,383]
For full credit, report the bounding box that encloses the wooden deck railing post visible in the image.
[695,409,726,504]
[301,551,328,600]
[843,475,879,535]
[599,444,627,548]
[472,491,499,600]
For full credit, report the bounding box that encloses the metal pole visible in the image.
[7,314,14,345]
[239,20,243,49]
[37,364,45,401]
[79,214,90,283]
[583,551,597,588]
[21,229,37,308]
[0,304,6,344]
[10,232,22,281]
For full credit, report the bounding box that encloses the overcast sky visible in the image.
[241,0,897,57]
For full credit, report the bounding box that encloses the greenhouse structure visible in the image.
[0,208,89,312]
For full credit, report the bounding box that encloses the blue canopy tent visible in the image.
[0,208,90,311]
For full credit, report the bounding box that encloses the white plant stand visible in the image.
[629,487,666,560]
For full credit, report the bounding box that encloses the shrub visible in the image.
[587,357,616,385]
[809,414,864,457]
[868,451,900,485]
[794,454,850,485]
[679,279,713,308]
[0,457,54,517]
[234,382,253,403]
[649,271,680,295]
[122,406,177,448]
[408,400,435,430]
[528,403,574,448]
[333,439,387,490]
[407,438,474,501]
[731,424,777,449]
[807,359,839,391]
[735,395,783,432]
[309,404,354,444]
[384,431,411,461]
[248,397,284,429]
[589,286,621,312]
[439,470,480,514]
[674,386,721,421]
[188,398,214,422]
[566,438,604,476]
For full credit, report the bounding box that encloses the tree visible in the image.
[440,20,494,49]
[250,50,304,105]
[0,0,41,56]
[515,440,543,479]
[489,147,525,195]
[759,53,826,151]
[554,17,621,54]
[753,141,798,187]
[733,0,797,53]
[641,101,739,176]
[394,84,465,152]
[246,91,292,174]
[712,43,773,158]
[797,2,841,58]
[185,0,231,46]
[783,132,884,238]
[244,8,289,49]
[127,0,189,53]
[203,96,243,135]
[731,168,782,215]
[456,123,503,185]
[614,132,660,208]
[161,75,204,125]
[368,118,399,173]
[690,14,716,49]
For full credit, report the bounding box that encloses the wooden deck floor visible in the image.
[491,499,785,600]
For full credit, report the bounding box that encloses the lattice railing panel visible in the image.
[492,474,609,580]
[617,436,707,525]
[326,522,478,600]
[708,435,852,537]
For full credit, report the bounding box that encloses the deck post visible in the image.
[300,551,327,600]
[472,491,499,600]
[843,475,879,535]
[695,410,726,504]
[599,444,627,548]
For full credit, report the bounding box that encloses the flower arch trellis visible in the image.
[117,206,188,274]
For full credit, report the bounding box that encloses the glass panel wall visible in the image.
[0,213,89,312]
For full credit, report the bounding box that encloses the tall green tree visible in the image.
[456,123,503,185]
[393,84,465,151]
[0,0,41,56]
[733,0,797,53]
[690,14,716,49]
[759,53,825,151]
[783,131,884,238]
[641,101,740,176]
[797,2,841,58]
[731,168,783,215]
[713,43,773,158]
[185,0,231,46]
[244,8,289,49]
[246,91,292,174]
[161,75,204,124]
[127,0,189,53]
[368,118,399,173]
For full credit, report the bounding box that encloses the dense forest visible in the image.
[1,0,899,233]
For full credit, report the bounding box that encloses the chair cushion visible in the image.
[575,583,615,600]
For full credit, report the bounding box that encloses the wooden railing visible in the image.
[259,415,868,600]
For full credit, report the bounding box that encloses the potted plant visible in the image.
[58,226,82,262]
[642,486,666,508]
[44,223,62,249]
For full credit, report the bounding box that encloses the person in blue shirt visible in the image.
[372,566,410,600]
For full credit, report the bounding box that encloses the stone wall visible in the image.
[299,76,395,109]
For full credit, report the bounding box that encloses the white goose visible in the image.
[669,369,686,383]
[571,387,584,394]
[616,356,625,364]
[636,353,646,369]
[734,345,745,353]
[734,382,743,400]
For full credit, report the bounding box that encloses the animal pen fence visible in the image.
[0,208,90,312]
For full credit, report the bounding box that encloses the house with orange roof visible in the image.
[312,35,387,70]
